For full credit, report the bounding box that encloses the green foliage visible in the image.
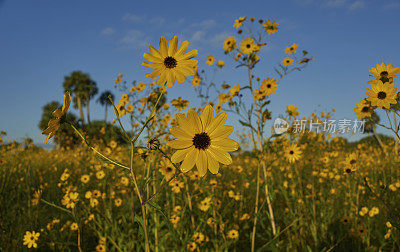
[84,121,125,145]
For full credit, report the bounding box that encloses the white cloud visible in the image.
[122,13,143,22]
[100,27,115,36]
[122,13,166,27]
[324,0,347,7]
[348,0,364,10]
[382,2,400,10]
[210,32,230,46]
[191,31,206,42]
[149,16,166,26]
[120,30,149,48]
[191,19,217,29]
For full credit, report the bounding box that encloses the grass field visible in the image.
[1,132,400,251]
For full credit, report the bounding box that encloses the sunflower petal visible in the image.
[171,146,194,163]
[169,126,192,140]
[206,112,227,135]
[149,44,162,58]
[196,150,208,177]
[211,138,239,152]
[174,40,189,57]
[206,146,232,165]
[207,154,219,174]
[167,139,193,149]
[176,113,195,135]
[177,49,199,60]
[200,104,214,130]
[159,36,168,57]
[187,109,202,133]
[143,52,162,63]
[168,36,178,56]
[180,147,199,172]
[210,125,234,140]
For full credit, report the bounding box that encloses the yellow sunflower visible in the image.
[369,62,399,83]
[262,19,279,34]
[23,231,40,248]
[167,105,239,177]
[354,100,373,119]
[260,77,278,96]
[206,55,215,65]
[223,36,237,53]
[283,57,294,66]
[191,75,201,87]
[286,104,299,117]
[142,36,198,87]
[171,97,190,111]
[233,16,247,29]
[240,37,256,55]
[284,43,298,55]
[42,91,71,143]
[366,80,397,109]
[284,144,302,163]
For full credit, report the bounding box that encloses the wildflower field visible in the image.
[1,6,400,252]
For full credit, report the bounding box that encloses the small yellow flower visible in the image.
[114,198,122,207]
[286,104,299,117]
[23,231,40,248]
[233,16,246,29]
[171,97,190,111]
[240,37,256,55]
[81,175,90,184]
[191,75,201,87]
[263,19,279,34]
[217,60,225,67]
[70,222,78,231]
[354,100,373,119]
[284,43,298,55]
[206,55,215,65]
[369,62,399,83]
[223,36,237,52]
[227,229,239,239]
[96,170,106,180]
[283,57,294,66]
[285,144,302,163]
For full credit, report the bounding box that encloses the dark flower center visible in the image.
[377,91,387,99]
[164,56,177,69]
[345,168,352,173]
[227,41,231,45]
[267,84,271,88]
[289,150,294,155]
[380,71,389,83]
[193,132,211,150]
[246,44,251,48]
[167,167,172,172]
[361,106,369,113]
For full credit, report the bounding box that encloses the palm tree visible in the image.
[97,90,115,122]
[81,80,98,124]
[63,71,97,125]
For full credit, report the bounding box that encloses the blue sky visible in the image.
[1,0,400,144]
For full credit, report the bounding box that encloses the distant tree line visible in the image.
[39,71,122,148]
